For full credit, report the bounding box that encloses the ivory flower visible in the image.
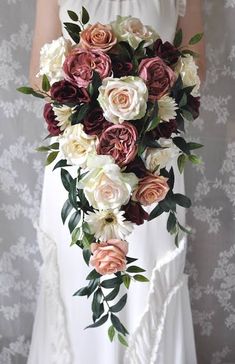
[52,105,75,131]
[158,95,178,122]
[175,54,201,96]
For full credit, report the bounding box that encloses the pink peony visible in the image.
[90,239,128,275]
[133,174,170,206]
[63,48,112,88]
[138,57,176,101]
[80,22,117,52]
[97,122,138,167]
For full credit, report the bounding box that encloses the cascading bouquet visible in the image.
[18,7,203,346]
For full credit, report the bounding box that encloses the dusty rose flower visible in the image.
[80,22,117,52]
[43,103,61,136]
[138,57,176,101]
[63,48,112,88]
[83,107,112,137]
[97,122,138,167]
[111,56,133,77]
[153,39,181,65]
[90,239,128,275]
[50,80,90,104]
[123,200,149,225]
[151,119,179,139]
[187,95,200,119]
[133,174,169,206]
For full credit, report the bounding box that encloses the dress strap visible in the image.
[177,0,187,17]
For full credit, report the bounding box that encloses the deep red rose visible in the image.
[123,200,149,226]
[138,57,176,101]
[97,122,138,167]
[153,39,181,65]
[151,119,179,139]
[43,103,60,136]
[111,56,133,77]
[50,80,90,105]
[187,95,200,120]
[124,157,148,178]
[83,107,111,137]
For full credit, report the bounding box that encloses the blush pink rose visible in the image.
[90,239,128,275]
[63,48,112,88]
[138,57,176,101]
[132,174,170,206]
[80,22,117,52]
[97,122,138,167]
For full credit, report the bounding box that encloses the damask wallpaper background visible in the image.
[0,1,234,363]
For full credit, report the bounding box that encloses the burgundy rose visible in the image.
[50,80,90,105]
[151,119,179,139]
[63,48,112,88]
[125,157,148,178]
[153,39,181,65]
[123,200,149,226]
[138,57,176,101]
[187,95,200,120]
[97,122,138,167]
[111,56,133,77]
[83,107,112,137]
[43,103,61,136]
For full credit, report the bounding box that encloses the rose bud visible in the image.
[133,174,170,206]
[123,200,149,225]
[83,107,112,137]
[50,80,90,105]
[90,239,128,275]
[43,103,61,136]
[153,39,181,65]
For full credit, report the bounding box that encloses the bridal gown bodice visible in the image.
[27,1,197,364]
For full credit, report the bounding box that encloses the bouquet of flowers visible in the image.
[18,7,203,346]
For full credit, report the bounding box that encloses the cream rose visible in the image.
[37,37,72,84]
[111,15,159,49]
[144,138,179,174]
[98,76,148,124]
[59,124,97,167]
[175,54,201,97]
[78,155,138,210]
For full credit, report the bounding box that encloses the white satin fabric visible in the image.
[28,1,197,363]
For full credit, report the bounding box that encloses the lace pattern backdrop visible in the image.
[0,1,234,363]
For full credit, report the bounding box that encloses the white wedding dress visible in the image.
[27,1,197,363]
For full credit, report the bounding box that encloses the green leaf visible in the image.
[173,193,192,208]
[174,28,183,48]
[126,266,146,273]
[68,178,78,209]
[122,275,131,289]
[71,226,83,246]
[42,74,50,92]
[177,154,187,174]
[101,277,122,289]
[118,334,128,347]
[92,288,103,316]
[31,91,45,99]
[182,109,194,121]
[147,116,161,132]
[133,274,149,283]
[111,314,129,336]
[53,159,71,171]
[188,154,202,164]
[17,86,34,95]
[68,210,81,233]
[64,22,81,43]
[85,314,109,329]
[106,286,120,301]
[126,256,138,264]
[175,233,179,247]
[83,248,91,266]
[108,326,116,342]
[49,142,59,150]
[61,199,73,224]
[110,294,127,313]
[73,286,89,296]
[67,10,79,21]
[60,168,73,191]
[179,93,187,108]
[178,222,192,234]
[46,151,58,166]
[148,204,164,221]
[71,104,90,124]
[168,167,175,190]
[86,269,101,280]
[189,32,204,45]
[36,146,51,152]
[81,6,90,24]
[87,278,100,297]
[173,137,190,154]
[181,49,200,58]
[167,212,177,234]
[187,142,204,150]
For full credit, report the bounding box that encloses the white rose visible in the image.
[98,76,148,124]
[111,15,159,49]
[78,155,138,210]
[37,37,72,84]
[59,124,97,167]
[175,54,201,96]
[144,138,179,174]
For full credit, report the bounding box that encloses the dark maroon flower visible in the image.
[83,107,112,137]
[153,39,181,65]
[187,95,200,120]
[124,157,148,178]
[43,103,61,136]
[111,56,133,77]
[50,80,90,105]
[123,201,149,226]
[151,119,179,139]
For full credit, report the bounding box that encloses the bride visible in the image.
[28,1,205,363]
